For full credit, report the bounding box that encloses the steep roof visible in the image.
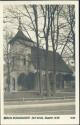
[31,47,72,73]
[9,30,34,44]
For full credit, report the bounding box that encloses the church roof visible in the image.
[8,19,72,74]
[9,30,34,44]
[31,47,72,73]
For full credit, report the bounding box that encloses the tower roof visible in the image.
[9,17,34,44]
[9,30,34,44]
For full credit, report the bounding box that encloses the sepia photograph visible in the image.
[0,0,79,124]
[3,3,75,115]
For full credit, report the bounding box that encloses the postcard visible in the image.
[0,0,79,124]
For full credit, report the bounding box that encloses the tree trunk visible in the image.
[45,37,51,96]
[7,42,10,91]
[52,50,56,95]
[33,5,43,96]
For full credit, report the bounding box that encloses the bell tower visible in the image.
[9,17,34,92]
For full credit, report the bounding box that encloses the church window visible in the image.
[23,58,26,65]
[28,54,31,62]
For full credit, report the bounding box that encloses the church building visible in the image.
[4,21,73,92]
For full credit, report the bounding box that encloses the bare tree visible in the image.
[4,5,75,95]
[4,29,13,91]
[60,5,75,62]
[40,5,51,96]
[32,5,43,95]
[67,5,75,61]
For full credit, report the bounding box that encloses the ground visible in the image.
[4,99,75,115]
[4,88,75,115]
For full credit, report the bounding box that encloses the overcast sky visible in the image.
[3,4,74,64]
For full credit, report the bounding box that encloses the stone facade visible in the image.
[9,38,36,92]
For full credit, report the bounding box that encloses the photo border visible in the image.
[0,1,79,124]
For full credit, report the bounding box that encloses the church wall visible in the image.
[10,41,31,55]
[9,40,37,92]
[10,41,32,72]
[4,38,73,92]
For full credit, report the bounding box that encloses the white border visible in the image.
[0,4,3,124]
[0,1,79,125]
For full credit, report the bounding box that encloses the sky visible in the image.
[3,4,74,65]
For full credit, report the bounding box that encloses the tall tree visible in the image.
[40,5,51,96]
[32,5,43,95]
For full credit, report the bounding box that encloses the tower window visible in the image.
[28,54,31,62]
[23,58,26,65]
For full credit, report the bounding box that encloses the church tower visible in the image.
[9,18,34,92]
